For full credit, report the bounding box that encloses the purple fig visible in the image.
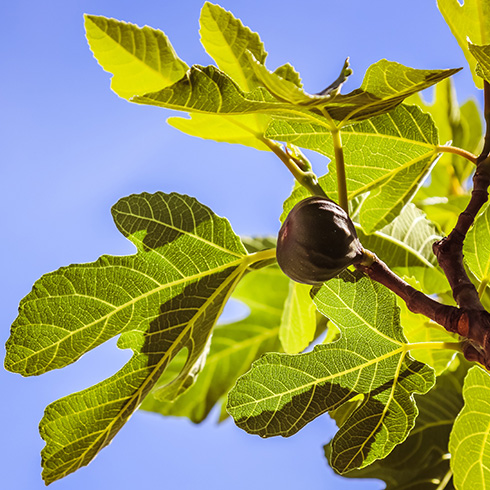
[277,196,364,285]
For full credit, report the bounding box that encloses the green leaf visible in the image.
[398,298,457,376]
[84,15,189,99]
[199,2,266,92]
[408,77,481,200]
[407,78,463,153]
[133,59,458,128]
[459,98,484,164]
[272,104,440,233]
[132,64,287,113]
[437,0,490,88]
[469,42,490,84]
[418,195,470,236]
[227,270,434,473]
[273,63,303,88]
[357,203,448,295]
[249,55,457,123]
[240,236,277,270]
[464,202,490,290]
[319,60,460,123]
[5,191,254,484]
[333,358,468,489]
[279,281,317,354]
[165,3,273,151]
[449,366,490,489]
[248,53,351,106]
[167,113,271,150]
[141,266,285,422]
[240,235,277,253]
[357,205,456,374]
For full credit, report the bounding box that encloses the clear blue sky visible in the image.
[1,1,481,489]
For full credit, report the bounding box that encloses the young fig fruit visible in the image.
[276,196,364,285]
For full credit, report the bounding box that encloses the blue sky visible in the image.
[1,1,482,489]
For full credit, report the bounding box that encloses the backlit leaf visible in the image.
[167,113,270,150]
[85,15,188,99]
[141,267,285,422]
[5,192,256,484]
[249,54,457,123]
[449,366,490,489]
[199,2,266,92]
[248,53,351,106]
[227,270,434,473]
[273,63,303,88]
[437,0,490,88]
[271,104,440,233]
[469,42,490,84]
[418,195,470,236]
[334,358,468,489]
[408,78,481,202]
[279,281,317,354]
[357,203,448,295]
[319,60,460,123]
[464,202,490,289]
[398,299,457,376]
[133,59,457,128]
[166,2,272,150]
[132,64,286,114]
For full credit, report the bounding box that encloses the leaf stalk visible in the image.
[330,128,349,213]
[436,145,478,164]
[248,247,276,264]
[406,341,464,352]
[262,138,328,198]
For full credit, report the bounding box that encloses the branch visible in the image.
[356,256,459,329]
[432,81,490,311]
[432,163,490,310]
[426,81,490,367]
[356,254,490,368]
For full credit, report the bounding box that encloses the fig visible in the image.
[276,196,364,285]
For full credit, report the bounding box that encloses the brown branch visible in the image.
[432,82,490,309]
[432,165,490,310]
[356,259,459,329]
[426,81,490,367]
[356,257,490,369]
[432,83,490,310]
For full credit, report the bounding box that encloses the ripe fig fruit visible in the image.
[276,196,364,285]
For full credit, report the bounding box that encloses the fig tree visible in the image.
[276,196,364,285]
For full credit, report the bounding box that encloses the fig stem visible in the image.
[262,138,328,198]
[358,249,376,267]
